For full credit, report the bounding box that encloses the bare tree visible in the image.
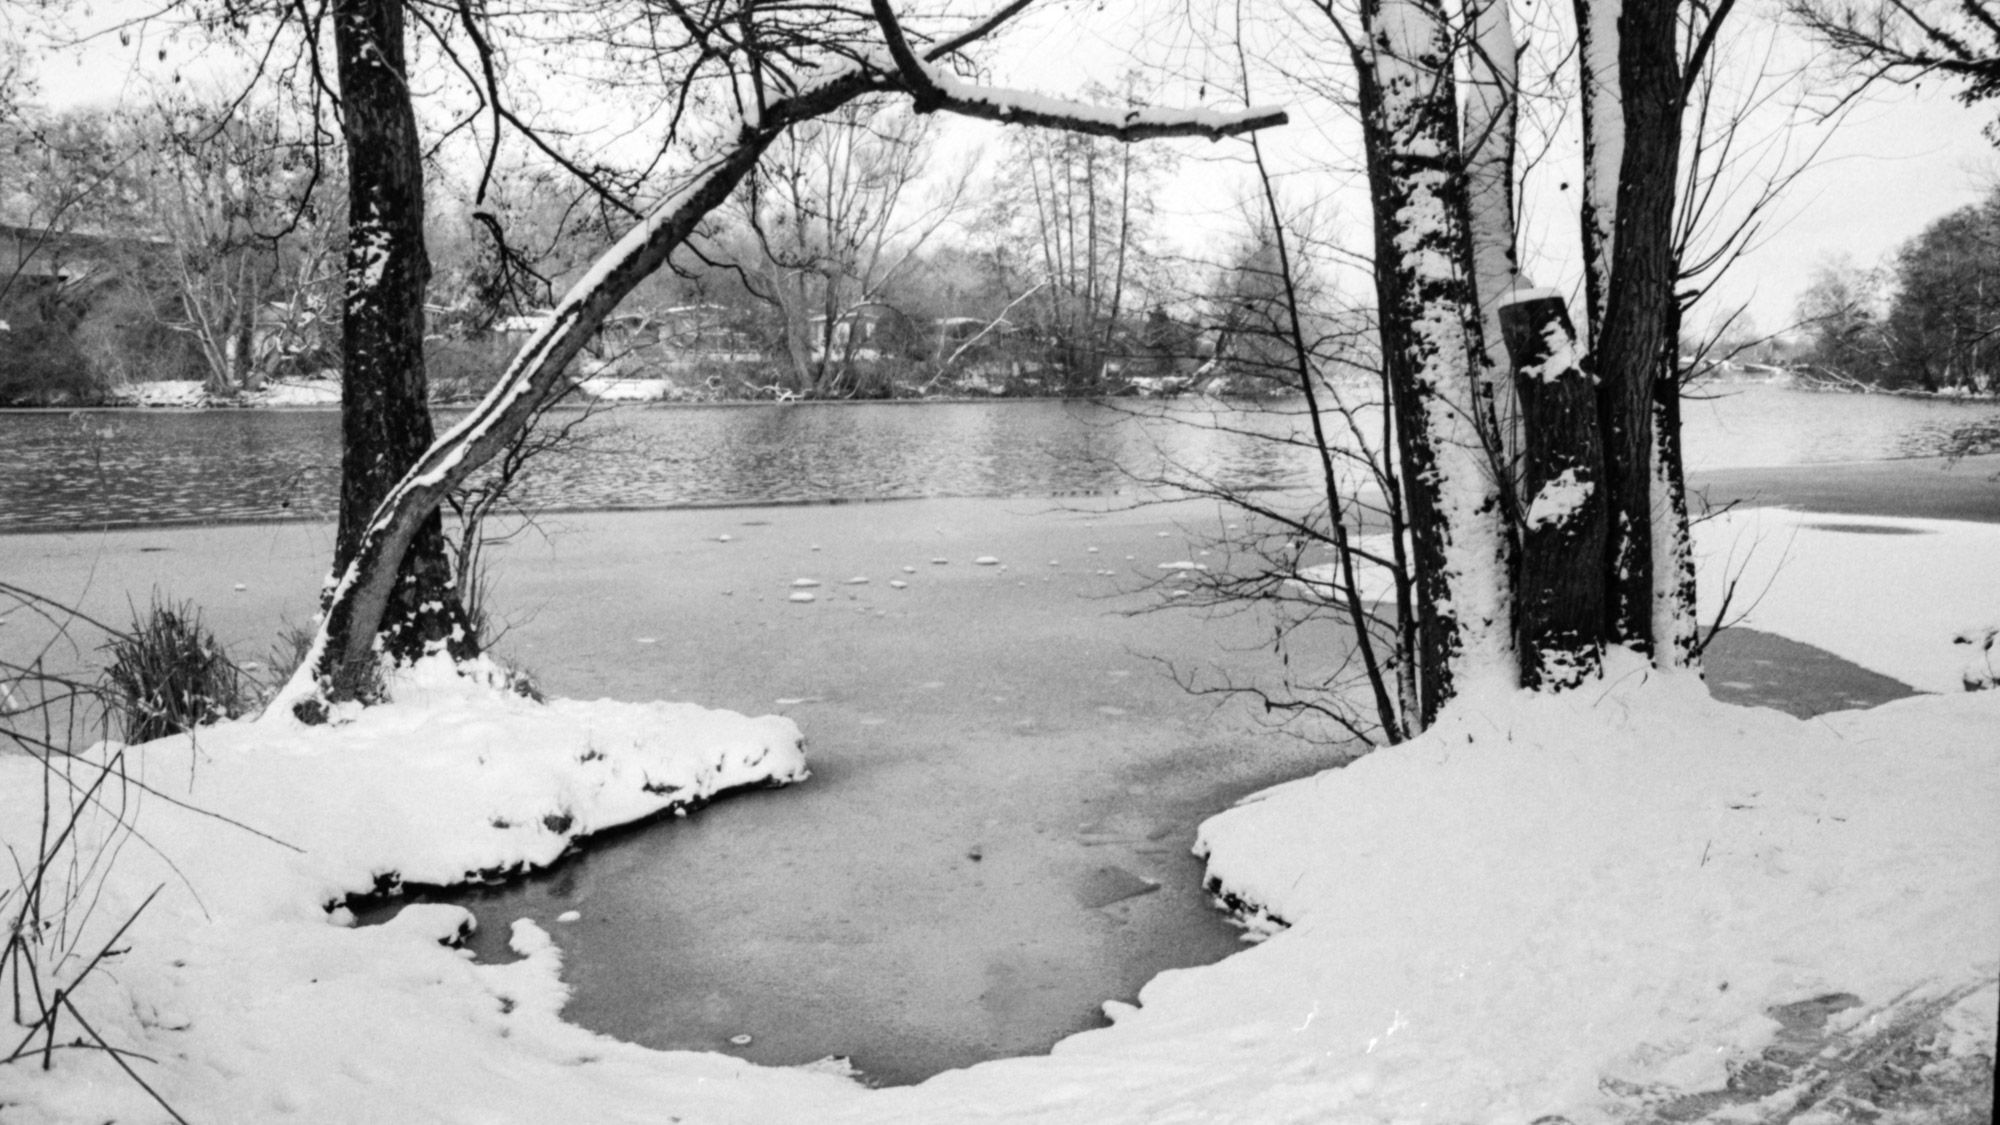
[267,0,1286,713]
[982,77,1179,394]
[725,98,968,397]
[1787,0,2000,135]
[138,97,340,394]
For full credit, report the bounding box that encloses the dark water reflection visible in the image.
[5,386,1999,532]
[0,400,1313,532]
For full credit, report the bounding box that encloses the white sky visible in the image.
[19,0,1996,336]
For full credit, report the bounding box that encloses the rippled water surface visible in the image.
[4,385,1997,531]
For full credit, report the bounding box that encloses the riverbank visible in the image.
[2,490,1991,1121]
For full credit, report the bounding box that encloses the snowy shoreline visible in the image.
[1,505,1994,1123]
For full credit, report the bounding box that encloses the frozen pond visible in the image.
[3,385,1983,1087]
[4,384,1998,532]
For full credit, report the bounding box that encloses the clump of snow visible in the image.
[1955,622,1997,690]
[110,378,343,409]
[1524,467,1593,529]
[576,377,679,402]
[255,378,343,407]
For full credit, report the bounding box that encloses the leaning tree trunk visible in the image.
[267,23,1286,716]
[1359,0,1517,722]
[329,0,475,688]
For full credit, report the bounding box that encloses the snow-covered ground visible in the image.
[1,508,1993,1123]
[111,378,342,408]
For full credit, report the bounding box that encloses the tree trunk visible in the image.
[1462,0,1525,475]
[1650,302,1699,666]
[329,0,475,687]
[1358,0,1517,722]
[1573,0,1622,342]
[1354,54,1442,730]
[1590,0,1682,652]
[1499,291,1606,687]
[265,45,1286,714]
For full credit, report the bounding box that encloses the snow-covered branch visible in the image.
[869,0,1287,141]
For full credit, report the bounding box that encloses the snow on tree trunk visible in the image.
[329,0,475,682]
[1572,0,1623,342]
[1353,54,1436,730]
[1499,290,1607,688]
[1591,0,1681,653]
[1650,334,1699,667]
[1361,0,1516,716]
[1462,0,1525,473]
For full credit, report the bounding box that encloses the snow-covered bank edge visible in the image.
[0,657,874,1123]
[1183,662,1996,1122]
[1,510,1994,1124]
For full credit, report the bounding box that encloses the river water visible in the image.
[5,383,1998,532]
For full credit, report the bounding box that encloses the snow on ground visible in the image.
[111,379,343,408]
[1694,507,2000,692]
[576,375,679,402]
[2,510,1995,1123]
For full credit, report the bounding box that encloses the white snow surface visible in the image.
[3,515,1996,1123]
[1525,467,1593,529]
[1693,507,2000,692]
[113,378,343,408]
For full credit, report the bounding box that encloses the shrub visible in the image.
[102,598,247,743]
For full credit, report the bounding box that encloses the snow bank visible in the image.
[0,658,845,1122]
[110,378,342,408]
[1185,659,1996,1121]
[3,515,1994,1123]
[577,376,678,402]
[1693,508,2000,692]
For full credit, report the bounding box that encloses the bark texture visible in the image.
[1360,0,1517,723]
[1650,308,1699,666]
[1354,50,1442,730]
[1500,293,1606,687]
[1462,0,1524,474]
[330,0,474,685]
[1591,0,1682,653]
